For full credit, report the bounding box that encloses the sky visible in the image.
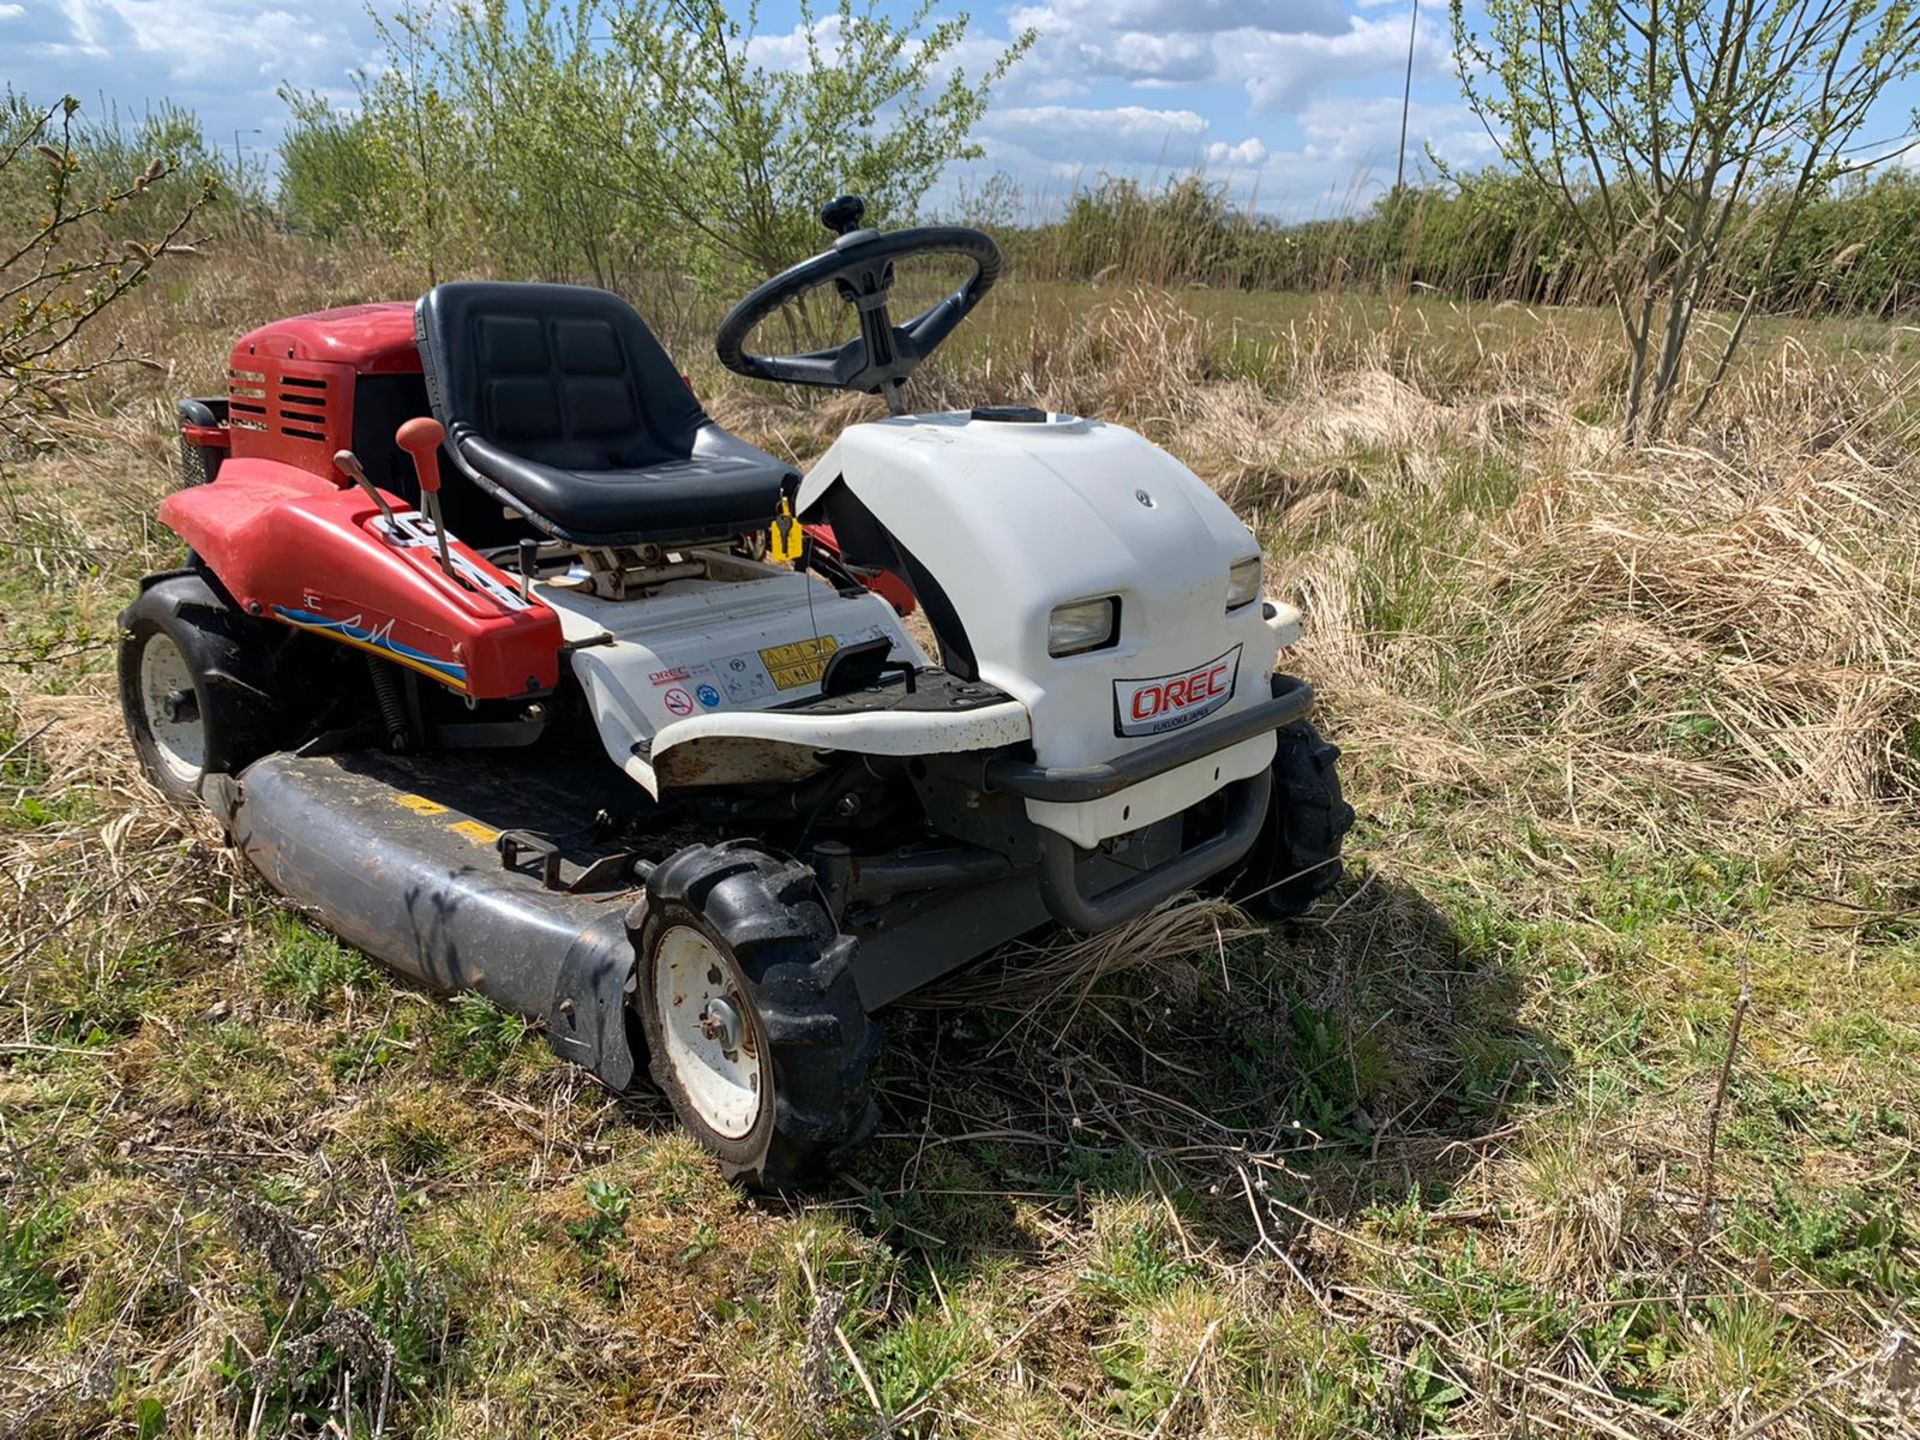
[4,0,1915,221]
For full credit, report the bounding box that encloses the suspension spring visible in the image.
[367,656,411,752]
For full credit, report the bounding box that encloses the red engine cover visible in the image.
[234,303,422,374]
[163,458,561,699]
[226,303,420,479]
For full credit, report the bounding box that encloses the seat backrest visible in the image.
[414,282,707,472]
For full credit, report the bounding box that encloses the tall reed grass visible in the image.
[995,169,1920,318]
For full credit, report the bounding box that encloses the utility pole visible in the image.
[232,127,262,186]
[1395,0,1418,192]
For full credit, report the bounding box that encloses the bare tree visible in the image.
[1,95,214,447]
[1453,0,1920,441]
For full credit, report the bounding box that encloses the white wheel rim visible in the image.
[139,633,205,785]
[654,925,763,1139]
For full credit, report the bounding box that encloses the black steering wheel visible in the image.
[714,195,1001,403]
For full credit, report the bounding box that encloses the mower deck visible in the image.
[208,747,664,1090]
[205,743,1153,1089]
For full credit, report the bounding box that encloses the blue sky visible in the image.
[0,0,1481,217]
[5,0,1915,220]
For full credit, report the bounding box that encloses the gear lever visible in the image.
[332,449,398,530]
[395,417,455,579]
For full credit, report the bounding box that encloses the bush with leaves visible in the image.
[278,0,1031,303]
[275,87,388,244]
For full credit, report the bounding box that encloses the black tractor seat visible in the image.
[414,281,793,548]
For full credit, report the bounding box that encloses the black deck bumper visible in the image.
[205,750,646,1090]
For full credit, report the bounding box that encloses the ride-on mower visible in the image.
[120,198,1353,1187]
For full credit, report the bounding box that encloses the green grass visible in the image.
[425,992,534,1083]
[0,722,94,831]
[258,912,378,1015]
[0,1206,67,1329]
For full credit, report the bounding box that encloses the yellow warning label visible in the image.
[759,634,839,690]
[394,794,449,817]
[447,820,500,845]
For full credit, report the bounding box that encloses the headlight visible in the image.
[1226,555,1262,610]
[1047,596,1119,657]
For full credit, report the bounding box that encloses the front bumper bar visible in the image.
[982,680,1315,801]
[986,679,1316,931]
[1036,768,1271,931]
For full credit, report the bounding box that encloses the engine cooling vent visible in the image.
[226,367,269,432]
[228,357,347,464]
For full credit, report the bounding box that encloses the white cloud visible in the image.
[743,13,845,71]
[1004,0,1279,88]
[1213,97,1493,215]
[1040,0,1346,37]
[8,0,377,133]
[1225,13,1442,114]
[743,11,1059,104]
[1298,95,1491,167]
[1206,136,1268,167]
[947,92,1493,219]
[984,103,1211,165]
[46,0,296,83]
[1095,30,1218,82]
[1293,95,1381,159]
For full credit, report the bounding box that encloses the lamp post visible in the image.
[1395,0,1418,193]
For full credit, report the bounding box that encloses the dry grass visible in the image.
[2,232,1918,1437]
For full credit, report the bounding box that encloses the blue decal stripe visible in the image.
[271,606,467,683]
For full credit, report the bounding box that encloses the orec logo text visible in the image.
[1113,644,1241,737]
[1130,660,1230,723]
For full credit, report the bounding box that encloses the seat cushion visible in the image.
[461,436,789,542]
[415,282,792,546]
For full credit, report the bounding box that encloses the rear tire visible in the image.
[1212,676,1355,917]
[635,841,881,1190]
[118,574,284,803]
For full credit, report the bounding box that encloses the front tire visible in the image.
[635,841,881,1190]
[1212,676,1355,917]
[118,574,283,803]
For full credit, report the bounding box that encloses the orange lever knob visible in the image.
[395,416,446,494]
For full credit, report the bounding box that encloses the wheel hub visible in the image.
[698,995,743,1052]
[137,634,206,785]
[652,926,763,1139]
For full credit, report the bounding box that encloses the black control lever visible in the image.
[820,637,916,698]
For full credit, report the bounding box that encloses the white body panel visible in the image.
[539,566,928,795]
[649,700,1030,789]
[797,411,1292,845]
[536,412,1303,847]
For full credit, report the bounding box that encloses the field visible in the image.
[3,229,1920,1438]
